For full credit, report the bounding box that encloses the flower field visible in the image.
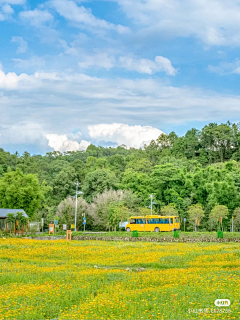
[0,239,239,320]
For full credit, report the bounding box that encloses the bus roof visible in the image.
[129,215,179,219]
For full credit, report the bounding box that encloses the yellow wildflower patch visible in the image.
[0,239,239,319]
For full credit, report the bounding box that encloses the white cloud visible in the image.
[233,67,240,75]
[12,56,45,68]
[46,133,90,152]
[0,67,30,89]
[116,0,240,46]
[0,0,25,3]
[0,122,47,146]
[77,54,176,75]
[0,3,13,20]
[208,60,240,76]
[119,56,177,75]
[0,67,58,89]
[78,53,115,70]
[88,123,163,148]
[19,9,53,27]
[50,0,129,34]
[0,67,239,152]
[11,36,28,53]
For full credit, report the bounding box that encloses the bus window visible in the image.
[148,219,158,224]
[170,218,173,224]
[136,219,146,224]
[175,217,179,223]
[130,219,136,224]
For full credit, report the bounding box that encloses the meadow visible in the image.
[0,239,239,320]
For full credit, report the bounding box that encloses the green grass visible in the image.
[28,230,240,240]
[65,230,240,239]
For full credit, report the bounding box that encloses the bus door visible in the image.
[135,218,146,232]
[169,218,173,231]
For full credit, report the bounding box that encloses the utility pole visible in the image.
[74,181,79,232]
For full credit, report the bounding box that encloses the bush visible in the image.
[217,231,223,238]
[173,231,179,238]
[132,230,138,237]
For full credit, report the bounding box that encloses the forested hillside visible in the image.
[1,122,240,231]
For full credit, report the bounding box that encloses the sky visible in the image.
[0,0,240,154]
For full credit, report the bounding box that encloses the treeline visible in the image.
[1,121,240,231]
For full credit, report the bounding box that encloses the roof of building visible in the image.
[0,209,28,218]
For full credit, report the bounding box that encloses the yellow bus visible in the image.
[125,215,180,232]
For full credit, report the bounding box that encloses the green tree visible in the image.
[121,169,151,204]
[187,204,205,231]
[151,164,184,205]
[15,212,28,231]
[82,169,118,202]
[138,207,151,216]
[0,169,49,217]
[88,189,135,230]
[6,213,16,232]
[56,196,88,230]
[233,207,240,230]
[107,202,130,231]
[126,158,153,174]
[161,204,178,216]
[209,204,228,231]
[52,166,77,200]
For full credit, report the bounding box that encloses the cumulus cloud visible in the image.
[46,133,90,152]
[0,66,30,89]
[88,123,163,148]
[19,9,53,27]
[78,53,115,70]
[12,56,45,68]
[0,3,13,21]
[116,0,240,46]
[77,54,176,75]
[1,67,240,153]
[208,60,240,76]
[119,56,177,75]
[11,36,28,53]
[0,67,59,89]
[233,67,240,75]
[50,0,129,34]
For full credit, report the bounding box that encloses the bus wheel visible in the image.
[154,227,160,232]
[126,228,131,232]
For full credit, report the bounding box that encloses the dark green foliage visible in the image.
[0,121,240,229]
[132,230,138,237]
[82,169,118,202]
[217,230,223,238]
[173,230,179,238]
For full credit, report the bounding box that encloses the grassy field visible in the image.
[38,231,240,239]
[0,239,239,320]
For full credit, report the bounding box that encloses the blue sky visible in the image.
[0,0,239,154]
